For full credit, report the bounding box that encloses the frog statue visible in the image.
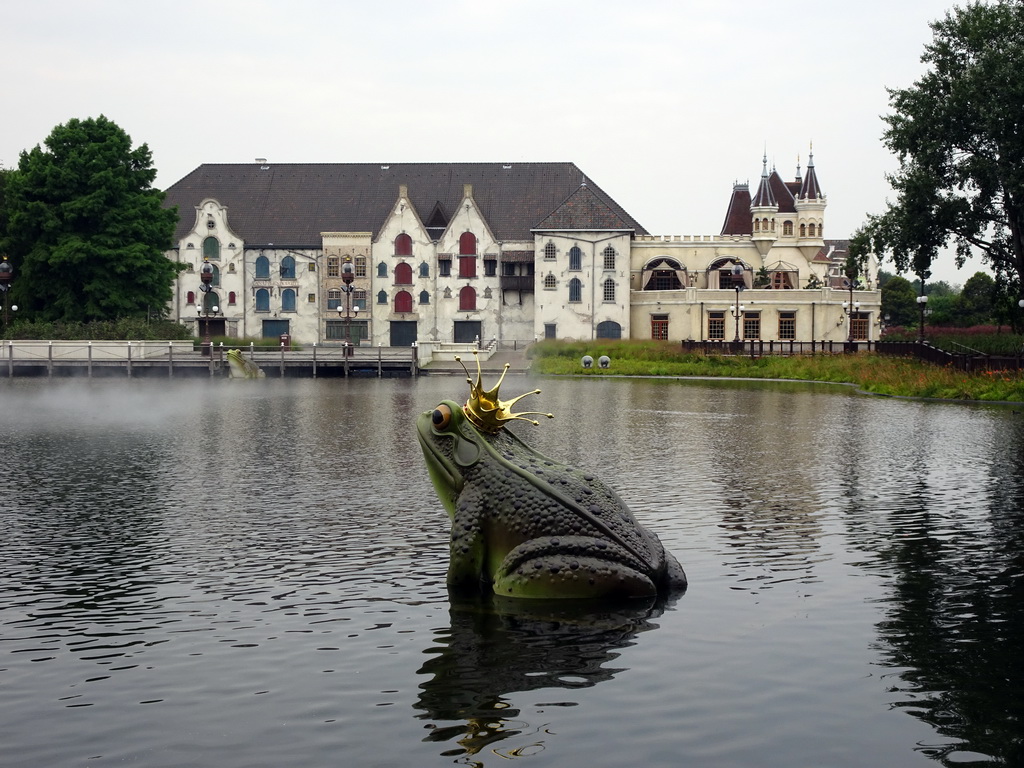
[416,354,687,600]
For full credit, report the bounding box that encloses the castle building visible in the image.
[162,155,879,349]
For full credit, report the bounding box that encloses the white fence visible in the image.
[4,340,195,361]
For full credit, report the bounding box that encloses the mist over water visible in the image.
[1,376,1021,767]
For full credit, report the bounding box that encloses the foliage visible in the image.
[2,317,192,341]
[883,325,1024,355]
[881,275,918,327]
[856,1,1024,317]
[958,271,997,326]
[2,116,181,322]
[529,340,1024,402]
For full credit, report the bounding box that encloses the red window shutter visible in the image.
[395,263,413,285]
[459,256,476,278]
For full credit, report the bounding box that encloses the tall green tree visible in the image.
[881,275,918,327]
[957,271,996,326]
[2,116,180,321]
[856,1,1024,303]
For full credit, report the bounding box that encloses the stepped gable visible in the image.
[163,162,647,245]
[720,183,752,235]
[533,182,640,232]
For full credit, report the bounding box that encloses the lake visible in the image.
[1,375,1021,767]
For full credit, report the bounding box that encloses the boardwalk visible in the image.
[1,341,534,379]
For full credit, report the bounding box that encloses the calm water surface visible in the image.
[1,375,1022,767]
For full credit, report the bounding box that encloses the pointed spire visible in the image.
[751,151,777,208]
[795,154,802,185]
[798,143,823,199]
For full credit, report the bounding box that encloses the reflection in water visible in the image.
[415,596,670,762]
[2,377,1024,767]
[838,402,1024,765]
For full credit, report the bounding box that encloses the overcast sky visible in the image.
[2,0,982,284]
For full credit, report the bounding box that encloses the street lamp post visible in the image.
[731,263,745,345]
[339,257,357,357]
[916,295,929,342]
[197,303,220,356]
[842,278,861,351]
[197,257,218,356]
[0,256,13,328]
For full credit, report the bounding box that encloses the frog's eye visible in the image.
[431,404,453,430]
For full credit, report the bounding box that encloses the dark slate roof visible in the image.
[799,153,823,199]
[751,166,776,208]
[767,170,797,213]
[720,183,752,235]
[164,162,647,246]
[532,183,639,231]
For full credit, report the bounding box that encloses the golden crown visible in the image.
[456,351,553,433]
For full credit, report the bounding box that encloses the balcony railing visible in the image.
[499,275,534,291]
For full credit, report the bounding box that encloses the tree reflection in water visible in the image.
[858,419,1024,765]
[414,595,674,762]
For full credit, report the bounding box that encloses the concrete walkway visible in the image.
[419,345,533,375]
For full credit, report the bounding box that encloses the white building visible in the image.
[163,156,880,348]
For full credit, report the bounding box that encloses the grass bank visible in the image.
[528,340,1024,403]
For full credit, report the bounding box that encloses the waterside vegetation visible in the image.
[529,339,1024,403]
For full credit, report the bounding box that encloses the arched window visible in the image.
[395,262,413,285]
[603,246,616,270]
[596,320,622,339]
[355,256,367,277]
[377,262,388,278]
[568,277,582,303]
[395,233,412,256]
[282,288,296,312]
[394,290,413,313]
[783,221,794,236]
[459,285,477,311]
[255,255,270,279]
[569,246,582,271]
[203,237,220,260]
[280,256,296,279]
[419,290,430,305]
[228,291,237,305]
[255,289,270,312]
[543,274,557,289]
[642,258,685,291]
[799,223,807,238]
[808,223,816,237]
[186,291,195,305]
[459,232,477,255]
[353,290,367,310]
[754,219,760,232]
[327,289,342,309]
[203,291,220,312]
[210,264,221,287]
[377,289,388,304]
[419,261,430,278]
[603,279,616,302]
[544,242,557,260]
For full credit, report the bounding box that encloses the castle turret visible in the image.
[750,154,778,256]
[795,146,826,259]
